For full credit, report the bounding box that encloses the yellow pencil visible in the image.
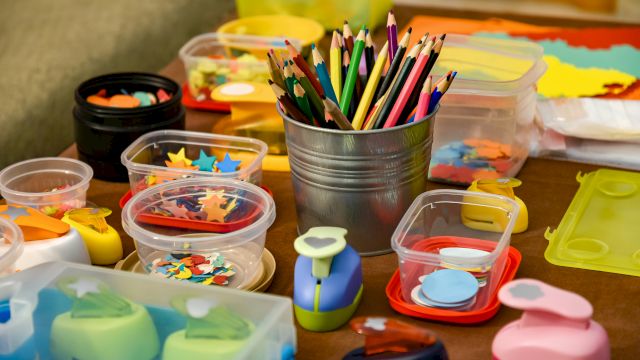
[362,90,388,131]
[330,31,342,102]
[352,41,388,130]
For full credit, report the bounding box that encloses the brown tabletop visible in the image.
[61,5,640,359]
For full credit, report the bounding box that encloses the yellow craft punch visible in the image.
[62,208,123,265]
[462,178,528,234]
[211,81,290,172]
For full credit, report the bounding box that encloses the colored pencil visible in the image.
[352,41,388,130]
[364,30,375,79]
[428,70,455,114]
[343,21,354,56]
[267,52,286,89]
[424,34,445,77]
[374,27,411,101]
[286,39,324,97]
[387,10,398,64]
[340,26,366,115]
[398,36,440,121]
[363,91,387,130]
[372,41,422,129]
[312,44,338,104]
[383,38,434,128]
[290,61,328,126]
[342,50,350,98]
[323,97,354,130]
[269,79,312,125]
[293,80,314,123]
[414,75,432,121]
[330,31,342,101]
[282,61,296,99]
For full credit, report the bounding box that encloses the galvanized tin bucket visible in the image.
[278,105,436,255]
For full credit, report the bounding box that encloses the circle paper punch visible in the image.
[463,178,528,234]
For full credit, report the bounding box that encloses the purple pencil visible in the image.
[387,10,398,64]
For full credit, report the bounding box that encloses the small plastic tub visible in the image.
[217,15,322,57]
[391,189,519,312]
[428,34,547,185]
[179,32,300,104]
[121,130,268,195]
[0,218,24,276]
[0,158,93,218]
[122,178,276,289]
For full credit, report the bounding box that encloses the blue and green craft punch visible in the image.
[293,227,363,332]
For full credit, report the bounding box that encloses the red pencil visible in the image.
[415,75,432,120]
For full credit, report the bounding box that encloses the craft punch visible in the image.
[62,207,123,265]
[492,279,609,360]
[293,227,363,332]
[462,177,528,233]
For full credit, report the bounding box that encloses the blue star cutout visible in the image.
[0,206,30,221]
[216,153,241,173]
[191,150,216,172]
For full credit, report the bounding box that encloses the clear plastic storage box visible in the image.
[179,33,300,101]
[391,190,520,311]
[0,217,23,276]
[122,178,275,290]
[0,262,295,360]
[0,158,93,218]
[428,34,546,185]
[121,130,268,194]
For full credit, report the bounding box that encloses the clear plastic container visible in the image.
[121,130,268,194]
[178,33,300,101]
[0,158,93,218]
[0,261,296,359]
[391,190,520,311]
[0,218,23,276]
[122,178,276,290]
[428,34,547,185]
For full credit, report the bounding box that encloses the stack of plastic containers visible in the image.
[427,34,546,185]
[0,217,23,276]
[388,190,522,323]
[0,262,295,359]
[122,178,275,290]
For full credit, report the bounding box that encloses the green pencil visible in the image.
[293,80,314,123]
[339,26,366,115]
[291,61,332,127]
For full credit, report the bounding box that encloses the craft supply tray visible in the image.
[0,262,295,360]
[545,169,640,277]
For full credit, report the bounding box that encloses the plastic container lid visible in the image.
[179,33,302,63]
[545,169,640,277]
[0,158,92,207]
[0,218,24,275]
[431,34,547,95]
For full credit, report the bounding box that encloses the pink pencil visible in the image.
[414,75,432,120]
[383,37,435,128]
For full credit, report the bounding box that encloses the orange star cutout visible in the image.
[204,205,227,222]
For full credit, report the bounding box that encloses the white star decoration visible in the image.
[67,278,100,298]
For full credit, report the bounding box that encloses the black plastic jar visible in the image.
[74,72,186,181]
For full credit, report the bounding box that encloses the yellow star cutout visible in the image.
[167,147,193,166]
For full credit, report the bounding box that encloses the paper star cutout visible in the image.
[215,153,241,173]
[199,190,227,208]
[165,160,198,170]
[167,148,193,166]
[204,205,227,222]
[162,200,190,219]
[185,298,219,318]
[68,278,100,298]
[192,150,216,172]
[0,206,30,221]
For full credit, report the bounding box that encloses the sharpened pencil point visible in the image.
[408,27,412,33]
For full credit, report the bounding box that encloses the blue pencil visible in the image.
[428,71,456,114]
[311,44,338,104]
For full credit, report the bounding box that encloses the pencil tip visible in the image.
[408,27,412,33]
[440,33,447,40]
[311,43,316,49]
[344,20,349,25]
[285,39,290,45]
[390,9,394,14]
[268,79,274,84]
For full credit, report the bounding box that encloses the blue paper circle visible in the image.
[421,269,479,304]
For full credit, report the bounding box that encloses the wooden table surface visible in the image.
[61,5,640,359]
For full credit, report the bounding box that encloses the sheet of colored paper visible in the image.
[511,27,640,50]
[432,46,534,82]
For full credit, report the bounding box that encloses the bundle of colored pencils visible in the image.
[267,11,456,131]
